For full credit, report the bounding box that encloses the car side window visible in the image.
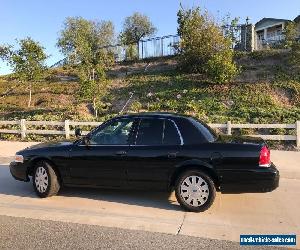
[163,120,181,145]
[135,119,163,145]
[89,119,133,145]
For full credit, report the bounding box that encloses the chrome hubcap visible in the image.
[180,175,209,207]
[35,167,48,193]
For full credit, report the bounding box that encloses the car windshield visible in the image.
[89,119,133,145]
[188,118,218,142]
[73,120,107,145]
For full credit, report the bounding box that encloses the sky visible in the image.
[0,0,299,75]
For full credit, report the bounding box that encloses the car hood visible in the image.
[22,141,74,151]
[215,134,265,145]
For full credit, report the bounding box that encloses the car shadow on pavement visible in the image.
[0,165,36,198]
[58,186,183,211]
[0,165,182,211]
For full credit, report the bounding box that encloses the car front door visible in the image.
[68,118,136,187]
[126,118,183,190]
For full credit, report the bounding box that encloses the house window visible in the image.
[257,33,264,40]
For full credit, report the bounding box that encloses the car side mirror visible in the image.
[82,136,90,146]
[75,127,82,138]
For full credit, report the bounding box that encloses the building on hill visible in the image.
[254,18,290,49]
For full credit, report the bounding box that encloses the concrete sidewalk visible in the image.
[0,141,38,164]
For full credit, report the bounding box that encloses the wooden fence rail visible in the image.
[0,119,299,148]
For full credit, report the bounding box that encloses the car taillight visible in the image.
[259,145,270,167]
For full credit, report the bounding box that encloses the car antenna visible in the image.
[119,92,134,114]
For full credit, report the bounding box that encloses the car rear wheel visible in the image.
[33,161,60,198]
[175,169,216,212]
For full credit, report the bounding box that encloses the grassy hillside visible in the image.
[111,72,300,124]
[0,51,300,147]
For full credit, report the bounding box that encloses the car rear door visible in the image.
[126,118,183,190]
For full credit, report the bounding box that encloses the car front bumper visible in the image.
[9,161,30,182]
[221,163,280,193]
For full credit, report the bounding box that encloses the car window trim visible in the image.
[162,119,166,143]
[78,144,130,147]
[77,117,184,147]
[171,119,184,145]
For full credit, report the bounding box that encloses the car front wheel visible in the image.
[33,161,60,198]
[175,169,216,212]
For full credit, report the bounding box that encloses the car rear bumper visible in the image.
[9,161,30,182]
[221,163,280,193]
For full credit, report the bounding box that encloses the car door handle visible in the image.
[168,152,178,158]
[115,151,127,156]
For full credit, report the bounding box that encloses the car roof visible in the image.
[116,112,192,120]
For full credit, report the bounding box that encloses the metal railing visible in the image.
[255,35,285,50]
[50,35,180,67]
[50,24,246,67]
[0,120,299,148]
[111,35,180,62]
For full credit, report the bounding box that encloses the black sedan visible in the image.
[10,112,279,212]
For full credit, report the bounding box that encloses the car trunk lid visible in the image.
[214,134,265,145]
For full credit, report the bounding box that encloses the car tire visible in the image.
[32,161,60,198]
[175,169,216,212]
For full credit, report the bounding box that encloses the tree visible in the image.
[0,45,12,61]
[57,17,115,116]
[284,21,300,66]
[119,12,157,59]
[222,14,240,49]
[284,21,298,48]
[177,7,238,83]
[0,38,48,107]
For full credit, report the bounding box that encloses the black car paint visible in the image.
[10,113,279,193]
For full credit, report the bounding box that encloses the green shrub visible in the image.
[176,6,238,83]
[283,22,300,67]
[290,42,300,66]
[130,100,143,112]
[206,49,239,83]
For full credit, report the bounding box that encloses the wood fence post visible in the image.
[296,121,300,149]
[65,120,70,139]
[227,121,232,135]
[20,119,26,139]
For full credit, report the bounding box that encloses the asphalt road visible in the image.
[0,215,287,250]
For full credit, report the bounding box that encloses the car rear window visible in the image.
[174,117,217,144]
[188,118,217,142]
